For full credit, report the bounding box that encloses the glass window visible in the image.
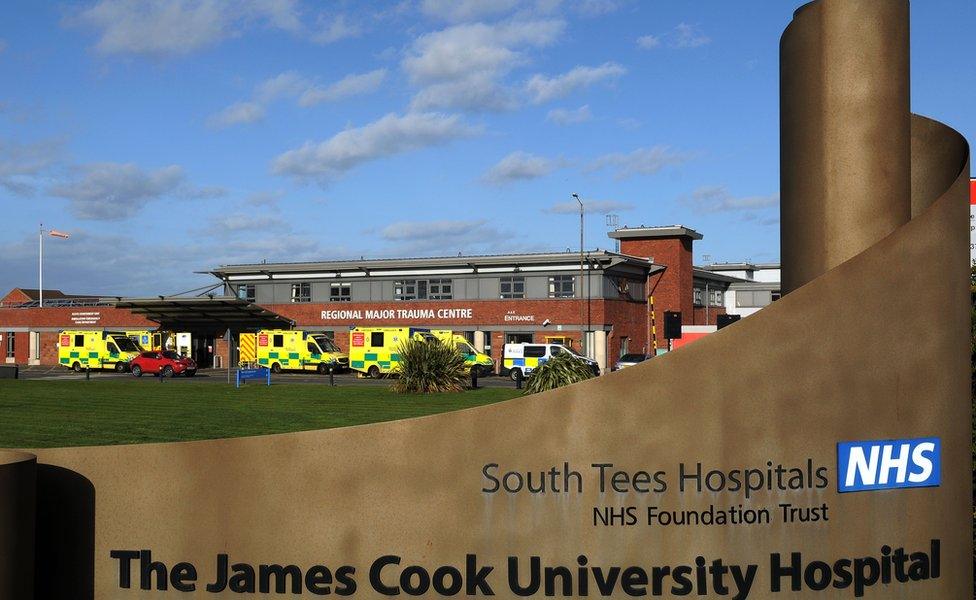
[524,345,546,358]
[710,290,724,307]
[162,351,180,359]
[107,343,119,354]
[74,334,85,347]
[291,282,310,303]
[394,280,417,300]
[237,284,255,302]
[394,279,452,300]
[548,275,575,298]
[5,332,14,358]
[736,290,772,308]
[500,276,525,299]
[693,288,704,306]
[273,334,284,348]
[330,283,351,302]
[113,337,140,352]
[308,341,319,354]
[427,279,452,300]
[371,332,384,346]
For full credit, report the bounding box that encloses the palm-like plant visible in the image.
[523,352,594,394]
[392,338,468,394]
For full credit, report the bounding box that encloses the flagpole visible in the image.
[39,223,43,308]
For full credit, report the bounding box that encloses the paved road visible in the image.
[13,366,521,388]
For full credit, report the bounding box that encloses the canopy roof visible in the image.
[111,296,294,332]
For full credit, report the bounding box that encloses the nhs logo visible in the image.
[837,437,940,493]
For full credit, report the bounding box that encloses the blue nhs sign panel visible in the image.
[837,437,941,493]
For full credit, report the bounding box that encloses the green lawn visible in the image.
[0,380,520,448]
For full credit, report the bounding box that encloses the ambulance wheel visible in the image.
[271,362,282,374]
[470,365,483,378]
[367,365,380,379]
[115,362,128,373]
[131,365,143,377]
[509,368,522,382]
[72,362,82,373]
[316,363,330,374]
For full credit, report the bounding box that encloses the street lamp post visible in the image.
[572,194,584,355]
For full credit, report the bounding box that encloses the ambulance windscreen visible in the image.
[112,336,141,352]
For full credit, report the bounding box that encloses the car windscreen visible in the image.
[162,351,181,360]
[619,354,646,362]
[564,345,584,357]
[313,335,340,353]
[112,336,141,352]
[457,342,476,355]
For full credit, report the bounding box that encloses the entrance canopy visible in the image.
[111,296,294,333]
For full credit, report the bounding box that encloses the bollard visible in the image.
[515,369,523,390]
[85,366,90,381]
[470,368,478,389]
[329,365,335,387]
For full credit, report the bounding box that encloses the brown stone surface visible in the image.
[0,1,970,597]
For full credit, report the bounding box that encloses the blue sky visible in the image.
[1,0,973,296]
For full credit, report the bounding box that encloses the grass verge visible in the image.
[0,380,519,448]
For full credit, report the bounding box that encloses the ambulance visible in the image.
[348,327,493,378]
[125,330,193,357]
[429,330,495,377]
[57,330,145,372]
[252,329,348,374]
[502,342,600,381]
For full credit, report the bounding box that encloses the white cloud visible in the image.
[208,212,289,234]
[545,199,634,214]
[588,146,692,179]
[310,13,361,44]
[243,190,284,208]
[70,0,359,57]
[272,112,481,181]
[409,74,517,112]
[682,186,778,214]
[213,69,385,128]
[419,0,520,23]
[403,19,564,84]
[299,69,387,106]
[573,0,622,17]
[546,104,592,125]
[526,62,625,104]
[48,163,188,220]
[255,70,310,103]
[0,138,64,196]
[670,23,709,48]
[73,0,239,57]
[378,219,514,256]
[402,18,564,112]
[0,229,330,297]
[482,151,560,185]
[636,34,659,49]
[208,101,265,128]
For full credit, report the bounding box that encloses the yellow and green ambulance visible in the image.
[58,330,145,372]
[253,329,348,374]
[349,327,493,378]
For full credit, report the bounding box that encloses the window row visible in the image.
[693,287,725,307]
[239,276,590,303]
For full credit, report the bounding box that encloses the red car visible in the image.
[130,350,197,377]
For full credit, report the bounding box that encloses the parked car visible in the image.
[614,353,650,371]
[130,350,197,377]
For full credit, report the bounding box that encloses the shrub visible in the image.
[523,352,595,394]
[392,338,468,394]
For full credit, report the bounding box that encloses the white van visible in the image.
[502,343,600,381]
